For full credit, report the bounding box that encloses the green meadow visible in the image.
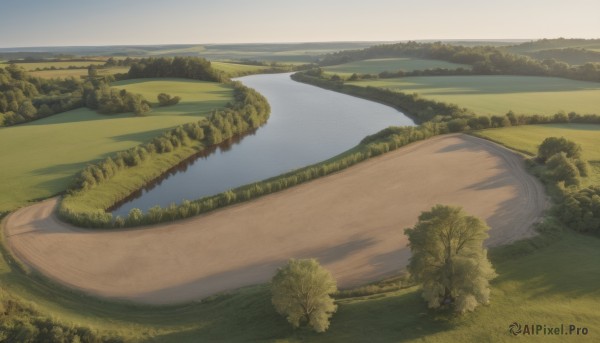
[29,66,130,79]
[211,61,270,76]
[0,78,232,212]
[7,60,106,70]
[474,124,600,186]
[324,57,469,76]
[350,75,600,115]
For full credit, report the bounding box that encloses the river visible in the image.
[112,73,415,216]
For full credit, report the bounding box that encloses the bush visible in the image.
[157,93,181,106]
[538,137,582,162]
[546,152,581,187]
[556,186,600,233]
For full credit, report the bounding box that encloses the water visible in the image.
[112,73,415,216]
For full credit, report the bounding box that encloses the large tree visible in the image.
[405,205,497,313]
[271,259,337,332]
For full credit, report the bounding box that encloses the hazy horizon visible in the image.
[1,0,598,48]
[0,39,538,50]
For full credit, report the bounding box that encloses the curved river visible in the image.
[112,73,415,216]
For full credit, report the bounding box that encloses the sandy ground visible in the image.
[4,134,547,305]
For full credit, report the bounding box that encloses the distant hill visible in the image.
[504,38,600,65]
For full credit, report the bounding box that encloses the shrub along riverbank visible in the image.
[58,82,270,228]
[58,71,600,229]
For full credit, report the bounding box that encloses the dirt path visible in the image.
[3,134,547,304]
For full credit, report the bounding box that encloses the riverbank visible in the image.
[5,134,546,304]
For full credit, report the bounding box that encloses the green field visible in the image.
[6,60,106,70]
[324,57,469,76]
[350,75,600,115]
[0,78,232,212]
[28,66,130,79]
[474,124,600,186]
[211,61,270,76]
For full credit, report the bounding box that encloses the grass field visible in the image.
[324,57,469,76]
[28,66,130,79]
[350,75,600,115]
[474,124,600,186]
[211,61,270,76]
[6,60,106,70]
[0,78,232,212]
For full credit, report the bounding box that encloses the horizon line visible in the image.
[3,37,595,50]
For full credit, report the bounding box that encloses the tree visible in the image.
[546,152,581,187]
[17,100,37,118]
[157,93,181,106]
[405,205,497,313]
[271,259,337,332]
[538,137,581,162]
[87,65,98,78]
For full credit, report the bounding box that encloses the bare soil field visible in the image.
[3,134,547,305]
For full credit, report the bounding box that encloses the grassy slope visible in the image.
[349,76,600,115]
[211,61,269,76]
[0,78,232,211]
[324,57,469,76]
[7,61,106,70]
[29,66,130,79]
[473,124,600,186]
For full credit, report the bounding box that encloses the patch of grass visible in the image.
[349,75,600,115]
[324,57,468,76]
[473,124,600,186]
[6,61,106,70]
[0,78,232,212]
[28,66,130,79]
[211,61,269,76]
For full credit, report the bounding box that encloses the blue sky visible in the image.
[1,0,598,47]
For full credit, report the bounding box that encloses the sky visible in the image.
[1,0,599,48]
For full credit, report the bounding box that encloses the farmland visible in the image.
[6,60,106,70]
[28,66,130,79]
[349,75,600,115]
[0,78,232,212]
[6,134,545,303]
[2,206,599,342]
[323,57,469,76]
[2,36,600,342]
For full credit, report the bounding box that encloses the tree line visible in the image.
[127,57,225,82]
[58,82,270,228]
[318,41,600,82]
[535,137,600,235]
[1,56,231,126]
[0,65,84,126]
[0,294,124,342]
[82,77,152,116]
[61,119,443,228]
[62,70,600,229]
[293,71,600,238]
[293,71,600,128]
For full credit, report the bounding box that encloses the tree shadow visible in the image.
[493,232,600,300]
[127,236,379,304]
[435,141,483,154]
